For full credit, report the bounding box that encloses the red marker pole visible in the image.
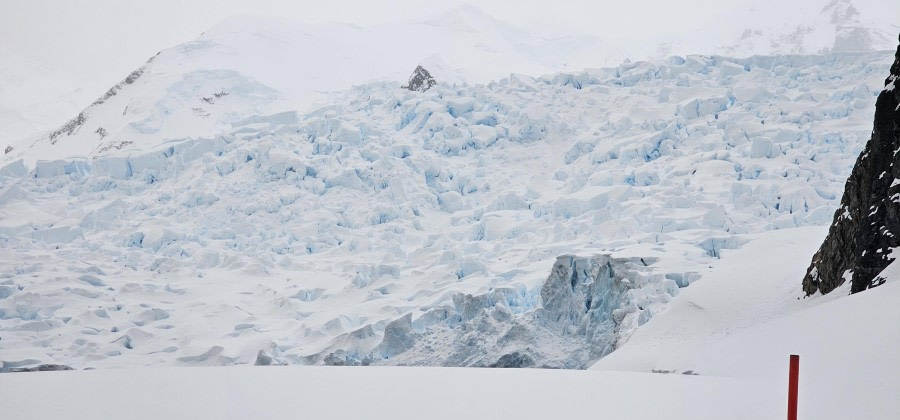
[788,354,799,420]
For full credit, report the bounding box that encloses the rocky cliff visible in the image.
[803,35,900,295]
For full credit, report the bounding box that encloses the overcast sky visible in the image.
[0,1,773,79]
[1,0,896,99]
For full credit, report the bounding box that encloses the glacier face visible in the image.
[322,255,661,368]
[0,50,892,369]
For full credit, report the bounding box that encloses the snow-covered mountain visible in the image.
[649,0,897,57]
[3,3,900,419]
[1,42,892,368]
[3,1,897,158]
[1,5,629,164]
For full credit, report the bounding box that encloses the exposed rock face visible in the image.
[47,53,157,145]
[402,65,436,92]
[802,35,900,295]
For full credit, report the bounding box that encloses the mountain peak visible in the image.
[425,3,508,33]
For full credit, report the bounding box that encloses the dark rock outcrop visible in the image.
[402,65,436,92]
[802,35,900,295]
[5,364,74,373]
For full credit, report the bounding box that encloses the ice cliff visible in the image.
[0,49,891,370]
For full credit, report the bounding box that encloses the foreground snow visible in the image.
[3,227,898,419]
[594,226,900,420]
[0,366,777,420]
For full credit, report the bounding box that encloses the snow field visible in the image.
[4,224,899,419]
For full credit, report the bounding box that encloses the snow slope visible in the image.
[0,48,892,369]
[592,226,900,419]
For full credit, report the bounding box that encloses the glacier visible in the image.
[0,48,893,369]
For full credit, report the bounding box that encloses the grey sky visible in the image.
[1,0,896,100]
[0,1,767,77]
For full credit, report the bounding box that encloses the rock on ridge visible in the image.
[402,65,437,92]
